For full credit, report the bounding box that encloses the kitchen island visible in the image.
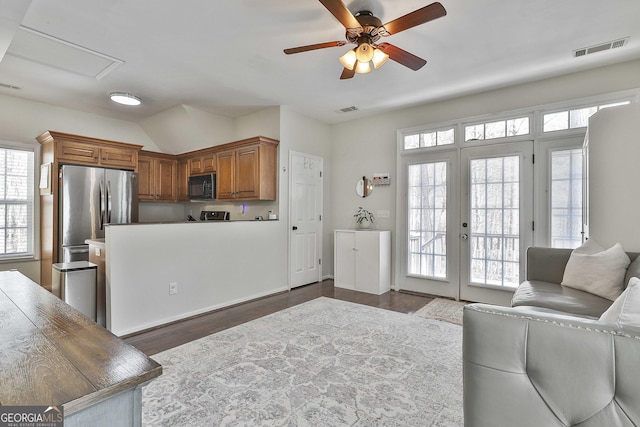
[0,271,161,426]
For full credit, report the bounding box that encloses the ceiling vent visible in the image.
[0,82,21,90]
[337,106,359,113]
[574,37,629,58]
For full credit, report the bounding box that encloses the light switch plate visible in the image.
[377,210,390,219]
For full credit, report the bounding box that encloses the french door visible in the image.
[400,141,533,304]
[459,142,533,304]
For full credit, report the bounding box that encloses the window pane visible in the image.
[599,101,630,110]
[507,117,529,136]
[0,148,34,257]
[465,124,484,141]
[550,149,583,248]
[421,132,437,147]
[485,121,506,139]
[470,156,520,288]
[437,128,455,145]
[569,107,597,128]
[407,161,447,278]
[543,111,569,132]
[404,134,419,150]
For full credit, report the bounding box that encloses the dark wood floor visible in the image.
[124,279,433,356]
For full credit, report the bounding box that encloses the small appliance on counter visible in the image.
[200,210,230,221]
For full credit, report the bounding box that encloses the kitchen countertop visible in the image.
[0,270,161,414]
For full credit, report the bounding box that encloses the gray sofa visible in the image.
[463,246,640,427]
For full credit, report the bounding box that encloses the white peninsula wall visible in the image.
[105,221,287,336]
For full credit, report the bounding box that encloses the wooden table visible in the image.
[0,271,162,426]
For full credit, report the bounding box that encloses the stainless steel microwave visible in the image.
[188,173,216,200]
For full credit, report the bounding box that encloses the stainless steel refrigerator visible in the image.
[59,165,138,262]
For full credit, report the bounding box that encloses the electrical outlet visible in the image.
[169,282,178,295]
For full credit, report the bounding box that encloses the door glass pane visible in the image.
[551,149,583,248]
[408,161,447,278]
[470,156,520,288]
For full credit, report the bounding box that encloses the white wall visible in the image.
[139,104,236,154]
[106,221,287,336]
[279,106,332,278]
[587,103,640,251]
[330,59,640,288]
[0,93,160,148]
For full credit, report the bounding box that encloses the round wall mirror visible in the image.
[356,177,373,198]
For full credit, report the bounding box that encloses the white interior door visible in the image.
[289,151,323,288]
[459,141,533,304]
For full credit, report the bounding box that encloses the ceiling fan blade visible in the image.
[377,43,427,71]
[319,0,361,29]
[284,41,347,55]
[383,2,446,35]
[340,66,355,79]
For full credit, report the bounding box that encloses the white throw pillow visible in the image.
[599,277,640,326]
[561,241,631,301]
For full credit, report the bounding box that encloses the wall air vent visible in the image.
[0,82,21,90]
[573,37,629,58]
[337,106,359,113]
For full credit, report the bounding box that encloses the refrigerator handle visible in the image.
[99,181,105,230]
[107,181,112,223]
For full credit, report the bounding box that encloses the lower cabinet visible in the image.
[334,230,391,295]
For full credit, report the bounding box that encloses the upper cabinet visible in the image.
[188,152,216,175]
[138,151,177,202]
[42,132,141,170]
[215,137,278,201]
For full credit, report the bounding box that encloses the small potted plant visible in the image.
[354,206,374,229]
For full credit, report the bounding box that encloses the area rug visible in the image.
[414,298,468,326]
[142,297,463,426]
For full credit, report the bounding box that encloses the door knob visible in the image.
[292,226,298,230]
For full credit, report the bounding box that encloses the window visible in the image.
[550,149,583,248]
[465,117,529,141]
[408,161,447,278]
[469,156,520,288]
[404,128,454,150]
[0,147,34,258]
[543,101,630,133]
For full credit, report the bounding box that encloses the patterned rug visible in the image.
[413,298,468,326]
[142,297,463,426]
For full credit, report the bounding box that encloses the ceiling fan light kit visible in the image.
[284,1,447,79]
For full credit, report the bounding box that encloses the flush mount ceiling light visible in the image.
[109,92,141,106]
[284,1,447,80]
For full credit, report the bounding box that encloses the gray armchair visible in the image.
[463,304,640,426]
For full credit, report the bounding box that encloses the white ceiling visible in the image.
[1,0,639,125]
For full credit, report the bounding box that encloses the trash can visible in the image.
[52,261,97,321]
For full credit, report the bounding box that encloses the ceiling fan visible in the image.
[284,0,447,79]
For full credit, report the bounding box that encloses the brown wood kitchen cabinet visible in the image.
[138,151,177,201]
[176,157,190,201]
[55,135,139,169]
[37,131,143,291]
[188,151,216,175]
[215,136,278,200]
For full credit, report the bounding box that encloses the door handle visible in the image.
[99,181,105,230]
[292,226,298,230]
[461,234,469,240]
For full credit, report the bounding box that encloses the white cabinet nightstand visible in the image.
[334,230,391,295]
